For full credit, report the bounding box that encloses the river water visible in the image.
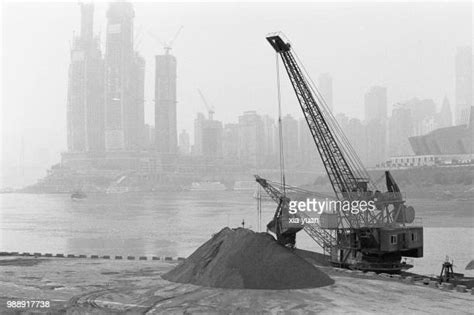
[0,192,472,277]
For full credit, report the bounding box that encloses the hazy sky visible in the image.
[1,1,472,187]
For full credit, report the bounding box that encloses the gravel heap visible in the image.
[163,227,334,289]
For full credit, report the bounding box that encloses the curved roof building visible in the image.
[409,107,473,155]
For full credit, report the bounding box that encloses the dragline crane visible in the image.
[256,34,423,273]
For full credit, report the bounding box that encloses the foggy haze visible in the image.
[1,1,472,187]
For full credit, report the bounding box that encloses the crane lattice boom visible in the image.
[267,35,363,200]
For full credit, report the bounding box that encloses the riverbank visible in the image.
[1,192,473,277]
[0,257,472,313]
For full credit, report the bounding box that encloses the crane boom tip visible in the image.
[266,34,291,52]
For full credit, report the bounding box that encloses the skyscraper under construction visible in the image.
[155,52,178,154]
[66,3,104,152]
[104,2,145,151]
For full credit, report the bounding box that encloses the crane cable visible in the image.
[276,52,287,195]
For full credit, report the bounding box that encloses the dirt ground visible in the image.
[0,257,472,314]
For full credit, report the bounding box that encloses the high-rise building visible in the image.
[347,118,367,165]
[144,124,155,149]
[178,129,190,155]
[335,113,386,167]
[364,86,387,122]
[388,104,414,157]
[334,114,367,165]
[405,98,436,136]
[155,53,177,154]
[222,123,239,159]
[282,114,298,167]
[202,120,223,157]
[364,86,388,166]
[365,120,386,167]
[238,111,264,167]
[419,116,436,135]
[127,53,146,150]
[298,118,318,169]
[335,113,349,128]
[261,115,276,164]
[455,46,473,125]
[318,73,333,112]
[104,2,142,151]
[193,113,205,155]
[193,113,223,157]
[435,96,453,129]
[67,3,104,152]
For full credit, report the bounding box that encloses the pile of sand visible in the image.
[163,227,334,289]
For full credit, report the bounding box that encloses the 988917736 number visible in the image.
[7,300,50,308]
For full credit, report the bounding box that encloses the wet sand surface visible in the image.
[0,257,473,314]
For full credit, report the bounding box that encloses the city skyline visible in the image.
[63,0,468,175]
[63,1,472,157]
[2,1,472,187]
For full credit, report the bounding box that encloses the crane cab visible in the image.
[378,226,423,257]
[330,226,423,272]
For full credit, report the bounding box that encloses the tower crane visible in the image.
[256,33,423,273]
[198,89,215,120]
[148,26,183,55]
